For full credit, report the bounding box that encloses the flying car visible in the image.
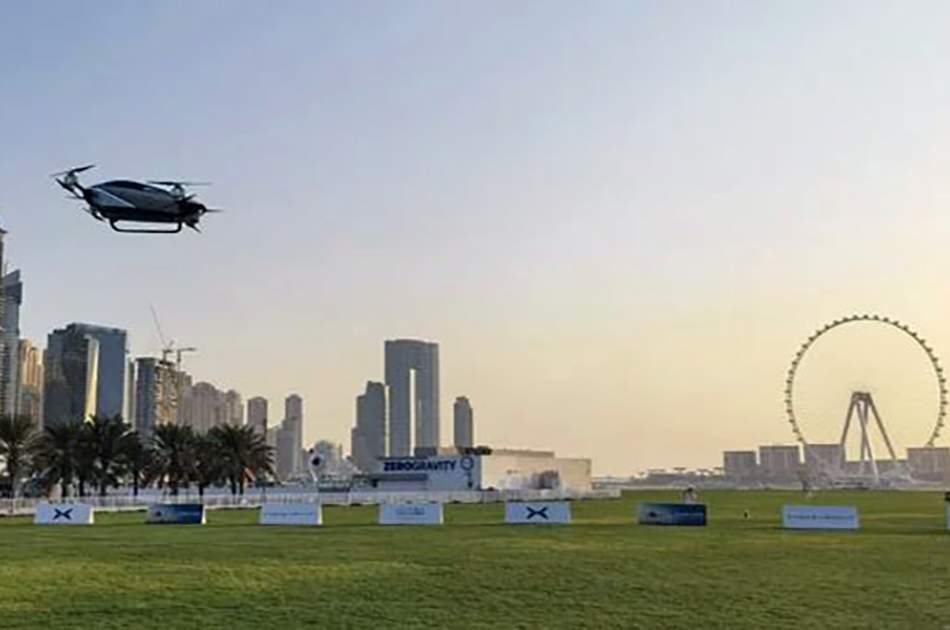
[53,164,220,233]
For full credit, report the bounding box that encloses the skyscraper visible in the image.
[17,340,43,426]
[351,381,387,472]
[276,426,297,480]
[384,339,440,456]
[224,390,243,426]
[134,357,177,438]
[70,324,127,418]
[453,396,474,449]
[279,394,304,475]
[0,270,22,417]
[247,396,267,436]
[44,327,99,426]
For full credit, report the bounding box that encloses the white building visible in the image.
[723,450,757,478]
[351,381,386,473]
[453,396,474,449]
[247,396,267,436]
[759,445,801,479]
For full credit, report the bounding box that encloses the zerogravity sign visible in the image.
[782,505,859,530]
[637,503,707,526]
[259,503,322,526]
[146,504,206,525]
[34,502,94,525]
[379,502,444,525]
[505,501,571,524]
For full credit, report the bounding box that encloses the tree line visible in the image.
[0,415,274,499]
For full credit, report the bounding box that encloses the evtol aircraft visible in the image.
[53,164,221,233]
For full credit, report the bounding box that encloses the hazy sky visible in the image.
[3,1,950,474]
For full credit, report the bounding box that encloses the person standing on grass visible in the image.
[682,486,698,504]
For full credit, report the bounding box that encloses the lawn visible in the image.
[0,490,947,629]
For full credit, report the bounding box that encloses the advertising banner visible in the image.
[505,501,571,524]
[34,502,94,525]
[782,505,859,530]
[379,502,444,525]
[146,503,206,525]
[637,503,707,526]
[259,503,322,526]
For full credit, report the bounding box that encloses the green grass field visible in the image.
[0,490,947,629]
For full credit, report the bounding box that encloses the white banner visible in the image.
[260,503,322,526]
[505,501,571,524]
[379,502,443,525]
[34,502,94,525]
[782,505,859,530]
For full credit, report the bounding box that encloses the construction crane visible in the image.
[150,305,197,425]
[150,305,197,373]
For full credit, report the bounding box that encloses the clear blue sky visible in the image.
[3,1,950,474]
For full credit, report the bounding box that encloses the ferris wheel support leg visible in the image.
[866,396,900,466]
[857,396,880,483]
[839,394,858,451]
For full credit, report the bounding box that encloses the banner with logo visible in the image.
[637,502,707,526]
[379,502,444,525]
[782,505,859,530]
[34,502,94,525]
[146,503,206,525]
[259,503,322,526]
[505,501,571,524]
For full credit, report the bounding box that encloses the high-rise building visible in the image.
[278,394,304,475]
[16,339,43,426]
[45,324,127,420]
[126,359,137,426]
[43,327,99,426]
[224,390,243,426]
[276,426,297,480]
[0,270,23,417]
[384,339,440,456]
[351,381,386,472]
[190,382,225,433]
[0,229,7,419]
[174,369,192,426]
[453,396,473,449]
[134,357,178,438]
[71,324,127,418]
[247,396,267,436]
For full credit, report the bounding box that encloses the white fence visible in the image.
[0,487,620,517]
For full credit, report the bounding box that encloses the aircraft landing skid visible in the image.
[109,220,183,234]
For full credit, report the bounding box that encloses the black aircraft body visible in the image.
[54,164,220,233]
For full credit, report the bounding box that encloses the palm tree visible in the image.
[211,424,274,495]
[119,432,151,498]
[86,414,133,496]
[193,433,224,499]
[34,421,84,498]
[148,424,196,496]
[74,425,96,498]
[0,415,39,498]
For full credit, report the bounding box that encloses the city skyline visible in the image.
[5,3,950,473]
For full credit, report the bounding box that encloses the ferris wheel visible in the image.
[784,314,947,482]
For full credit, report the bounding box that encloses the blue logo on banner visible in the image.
[637,503,707,526]
[53,507,73,521]
[148,504,204,525]
[526,506,549,520]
